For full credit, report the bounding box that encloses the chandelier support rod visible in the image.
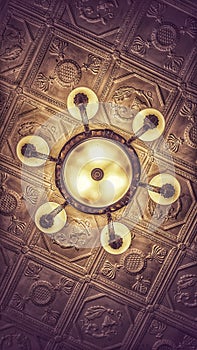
[139,182,175,198]
[78,104,90,134]
[107,212,116,241]
[127,124,150,144]
[39,200,68,229]
[21,143,58,162]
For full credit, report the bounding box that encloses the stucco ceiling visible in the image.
[0,0,196,349]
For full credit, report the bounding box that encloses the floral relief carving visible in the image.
[24,262,43,280]
[23,185,39,205]
[147,2,166,23]
[10,292,29,311]
[0,24,25,62]
[177,335,197,349]
[0,173,26,235]
[81,305,122,338]
[132,275,151,295]
[41,307,60,326]
[8,216,26,235]
[35,37,101,92]
[0,333,31,350]
[147,197,182,222]
[180,101,197,123]
[146,245,167,264]
[174,274,197,308]
[10,275,74,325]
[166,134,184,153]
[54,277,74,294]
[131,36,151,56]
[35,72,54,92]
[179,101,197,149]
[149,319,166,338]
[76,0,119,25]
[52,218,91,249]
[111,86,153,121]
[180,17,197,39]
[101,260,121,280]
[164,52,184,73]
[82,54,102,74]
[131,2,197,74]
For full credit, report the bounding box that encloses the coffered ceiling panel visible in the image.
[0,0,196,349]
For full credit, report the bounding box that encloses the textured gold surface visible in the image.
[0,0,196,349]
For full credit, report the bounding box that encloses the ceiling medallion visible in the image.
[16,87,181,255]
[151,22,178,51]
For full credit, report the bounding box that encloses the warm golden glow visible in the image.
[100,222,133,254]
[132,108,165,141]
[148,173,181,205]
[67,87,99,120]
[35,202,67,234]
[16,135,49,167]
[63,138,132,208]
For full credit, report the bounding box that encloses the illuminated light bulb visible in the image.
[132,108,165,141]
[16,135,50,167]
[100,222,133,255]
[148,173,181,205]
[67,87,99,120]
[35,202,67,234]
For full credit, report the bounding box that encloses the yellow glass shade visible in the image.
[148,173,181,205]
[63,138,132,208]
[35,202,67,234]
[16,135,49,167]
[67,86,99,120]
[132,108,165,141]
[100,222,133,255]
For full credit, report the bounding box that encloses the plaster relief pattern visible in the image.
[0,0,196,349]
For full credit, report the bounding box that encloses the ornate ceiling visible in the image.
[0,0,196,349]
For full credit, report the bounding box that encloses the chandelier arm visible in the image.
[78,104,90,133]
[21,143,58,162]
[107,212,116,241]
[139,181,162,194]
[127,124,149,144]
[39,200,68,229]
[139,181,176,199]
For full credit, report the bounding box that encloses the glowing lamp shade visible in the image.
[16,135,49,167]
[67,87,99,120]
[35,202,67,234]
[100,222,133,255]
[63,138,132,208]
[148,173,181,205]
[132,108,165,141]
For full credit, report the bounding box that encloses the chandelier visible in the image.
[16,87,181,255]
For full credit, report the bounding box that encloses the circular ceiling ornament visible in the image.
[151,23,178,51]
[29,281,56,306]
[54,59,82,87]
[55,129,141,214]
[152,339,176,350]
[0,190,18,216]
[120,248,146,274]
[184,123,197,149]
